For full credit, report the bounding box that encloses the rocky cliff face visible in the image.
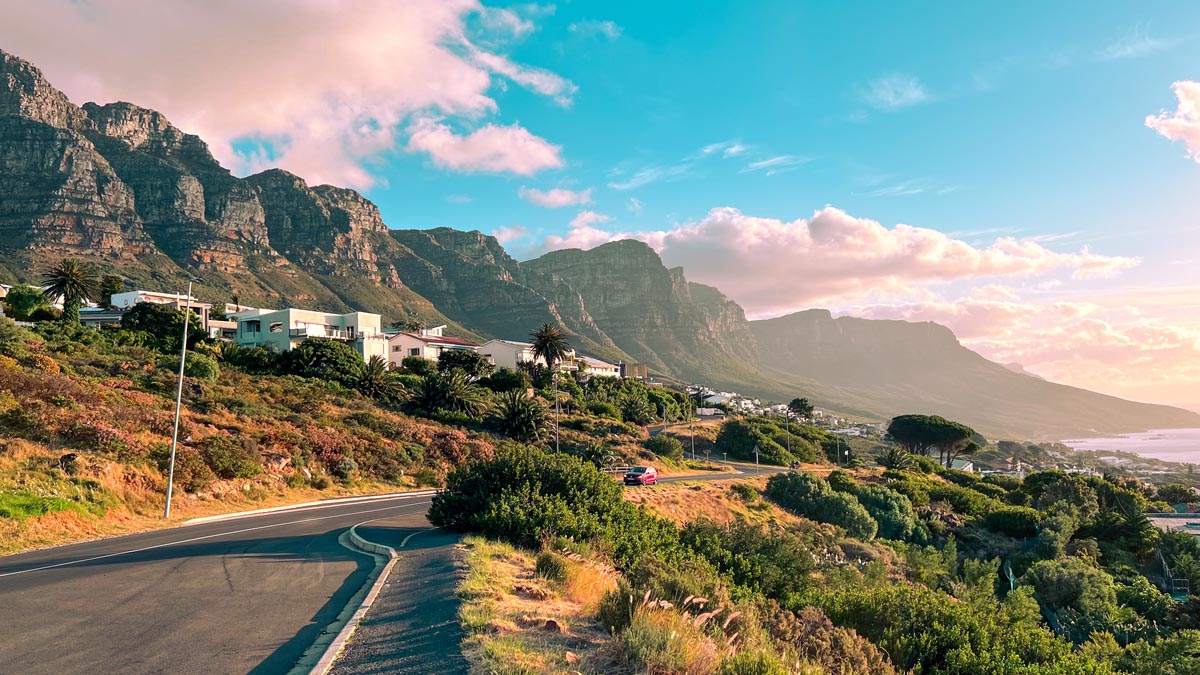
[0,48,453,326]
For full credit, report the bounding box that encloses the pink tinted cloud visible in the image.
[406,118,563,175]
[539,206,1139,313]
[1147,81,1200,162]
[519,187,593,208]
[0,0,569,188]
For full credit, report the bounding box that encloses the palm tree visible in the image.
[41,258,98,324]
[875,445,913,470]
[530,322,571,452]
[530,322,570,369]
[410,369,492,418]
[357,355,406,402]
[489,389,547,442]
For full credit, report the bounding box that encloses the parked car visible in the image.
[624,465,658,486]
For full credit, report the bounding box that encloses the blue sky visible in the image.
[4,0,1198,407]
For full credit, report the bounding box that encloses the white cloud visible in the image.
[1098,24,1173,60]
[536,205,1140,314]
[568,210,612,228]
[741,155,809,176]
[406,118,564,175]
[518,186,592,208]
[702,140,750,158]
[627,197,643,213]
[1147,81,1200,162]
[540,211,617,251]
[607,163,693,190]
[492,224,529,244]
[0,0,570,188]
[860,74,931,111]
[568,19,622,39]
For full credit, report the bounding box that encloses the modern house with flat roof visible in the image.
[234,308,387,362]
[477,339,576,371]
[110,290,213,329]
[577,355,621,378]
[387,325,479,368]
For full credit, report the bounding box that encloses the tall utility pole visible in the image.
[553,368,560,453]
[690,418,696,461]
[164,281,194,519]
[785,407,791,457]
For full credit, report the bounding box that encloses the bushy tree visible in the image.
[437,349,495,379]
[183,352,220,381]
[400,355,437,377]
[281,338,366,388]
[2,284,49,320]
[887,414,976,468]
[787,397,814,420]
[619,395,656,425]
[983,506,1043,538]
[1157,484,1196,505]
[644,434,684,461]
[478,366,530,392]
[98,274,125,307]
[120,302,205,352]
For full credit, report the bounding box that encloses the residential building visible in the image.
[387,325,479,368]
[477,339,576,371]
[110,290,213,330]
[234,308,386,362]
[620,362,649,379]
[577,355,621,378]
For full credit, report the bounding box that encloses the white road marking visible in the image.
[0,498,433,578]
[399,528,435,548]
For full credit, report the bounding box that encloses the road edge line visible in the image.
[294,522,399,675]
[183,491,437,527]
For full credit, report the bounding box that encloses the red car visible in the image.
[624,465,658,486]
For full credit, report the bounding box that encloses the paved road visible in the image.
[0,493,435,675]
[0,469,780,675]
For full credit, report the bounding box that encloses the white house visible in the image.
[110,290,213,330]
[577,355,621,378]
[387,325,479,368]
[234,308,387,362]
[477,339,576,371]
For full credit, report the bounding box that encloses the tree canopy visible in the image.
[887,414,977,468]
[41,258,98,324]
[530,322,571,369]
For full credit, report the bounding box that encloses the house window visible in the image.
[409,348,420,356]
[269,322,283,333]
[392,346,402,352]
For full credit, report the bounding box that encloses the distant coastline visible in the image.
[1060,428,1200,464]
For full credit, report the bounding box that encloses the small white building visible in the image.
[234,308,386,362]
[576,355,621,378]
[110,290,213,329]
[387,325,479,368]
[477,339,576,371]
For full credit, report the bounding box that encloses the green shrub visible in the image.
[731,482,757,501]
[151,444,215,492]
[718,651,790,675]
[478,367,530,393]
[281,339,366,387]
[587,400,621,420]
[184,352,220,380]
[535,551,569,582]
[765,472,877,539]
[983,506,1043,538]
[927,483,1003,517]
[643,435,684,461]
[199,435,261,479]
[400,355,437,377]
[827,469,858,493]
[856,485,916,540]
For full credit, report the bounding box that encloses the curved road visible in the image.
[0,493,435,675]
[0,470,777,674]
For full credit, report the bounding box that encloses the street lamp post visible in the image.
[785,407,791,457]
[690,419,696,462]
[164,281,194,519]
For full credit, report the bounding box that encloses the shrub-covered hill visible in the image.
[0,316,690,553]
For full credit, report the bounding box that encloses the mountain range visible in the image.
[2,48,1196,440]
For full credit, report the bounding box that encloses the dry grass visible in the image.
[0,436,417,555]
[622,477,811,528]
[457,537,616,675]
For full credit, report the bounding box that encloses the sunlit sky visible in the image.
[4,1,1198,410]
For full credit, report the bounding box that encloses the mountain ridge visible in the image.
[2,47,1196,439]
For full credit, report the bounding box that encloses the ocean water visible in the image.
[1060,428,1200,464]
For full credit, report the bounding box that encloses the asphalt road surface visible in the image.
[0,469,778,675]
[0,493,434,675]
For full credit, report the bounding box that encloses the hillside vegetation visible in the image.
[437,444,1200,675]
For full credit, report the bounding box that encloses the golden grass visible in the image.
[0,437,420,555]
[456,537,614,675]
[622,477,810,528]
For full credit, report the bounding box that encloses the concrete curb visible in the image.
[183,491,438,527]
[289,522,399,675]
